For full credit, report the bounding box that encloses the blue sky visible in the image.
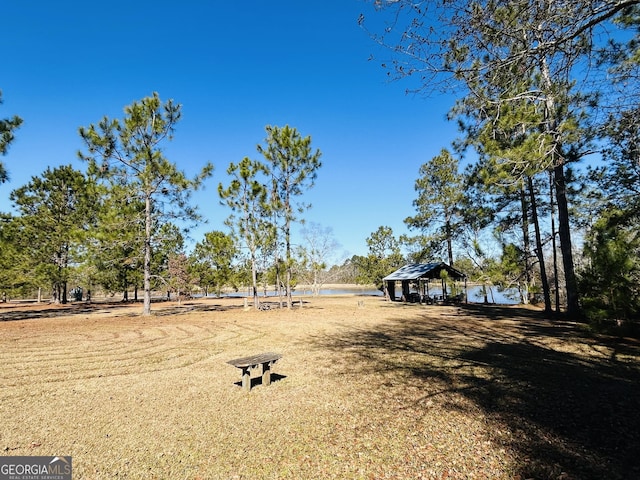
[2,1,460,260]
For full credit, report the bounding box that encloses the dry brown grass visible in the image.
[1,296,639,479]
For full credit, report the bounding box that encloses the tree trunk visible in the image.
[519,185,532,304]
[445,218,454,266]
[284,194,292,309]
[554,163,580,317]
[276,263,283,308]
[250,247,258,309]
[285,222,292,309]
[550,171,561,313]
[61,244,69,304]
[143,194,152,316]
[540,55,580,318]
[528,176,552,314]
[313,268,319,296]
[273,207,284,309]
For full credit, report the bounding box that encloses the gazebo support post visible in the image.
[464,278,468,303]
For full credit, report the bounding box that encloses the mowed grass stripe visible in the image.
[0,320,247,387]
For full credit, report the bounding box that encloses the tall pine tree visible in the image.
[79,93,212,315]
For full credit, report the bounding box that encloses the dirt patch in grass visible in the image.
[1,296,639,479]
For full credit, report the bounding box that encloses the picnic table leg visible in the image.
[241,367,251,392]
[261,362,271,386]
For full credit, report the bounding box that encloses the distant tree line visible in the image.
[0,93,327,314]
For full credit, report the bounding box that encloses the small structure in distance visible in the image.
[383,263,467,304]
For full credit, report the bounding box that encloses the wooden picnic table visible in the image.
[226,352,282,392]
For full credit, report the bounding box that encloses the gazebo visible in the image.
[383,262,467,303]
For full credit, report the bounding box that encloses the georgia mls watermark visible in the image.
[0,456,71,480]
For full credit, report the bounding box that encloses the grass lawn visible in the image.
[1,296,639,479]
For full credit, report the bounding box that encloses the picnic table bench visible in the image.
[226,352,282,392]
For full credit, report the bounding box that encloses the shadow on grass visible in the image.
[313,303,640,479]
[0,296,327,321]
[0,302,125,321]
[232,373,287,391]
[0,299,246,321]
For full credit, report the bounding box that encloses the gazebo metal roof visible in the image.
[383,262,467,282]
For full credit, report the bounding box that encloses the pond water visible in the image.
[464,286,521,305]
[217,285,522,305]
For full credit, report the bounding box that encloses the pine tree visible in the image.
[219,157,271,308]
[79,92,212,315]
[191,231,238,298]
[406,149,464,266]
[10,165,95,303]
[0,90,23,183]
[257,125,322,309]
